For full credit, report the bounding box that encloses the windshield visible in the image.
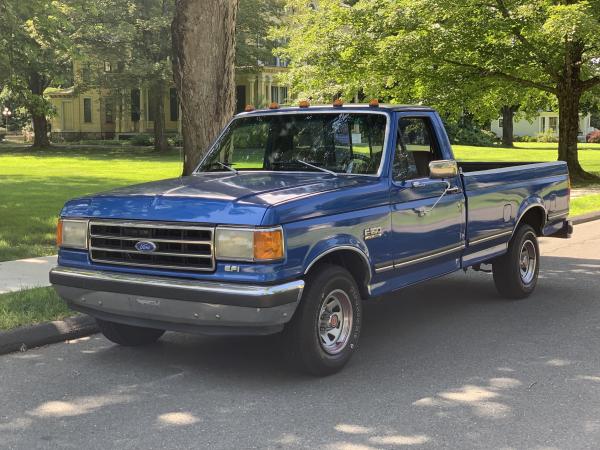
[198,112,388,175]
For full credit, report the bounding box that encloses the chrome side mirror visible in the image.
[429,160,458,179]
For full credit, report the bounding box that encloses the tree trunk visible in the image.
[172,0,239,175]
[500,105,515,148]
[557,89,591,180]
[152,81,169,152]
[28,71,51,148]
[31,113,50,148]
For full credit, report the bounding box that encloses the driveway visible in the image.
[1,222,599,449]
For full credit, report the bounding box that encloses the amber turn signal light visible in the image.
[56,219,63,247]
[254,229,284,261]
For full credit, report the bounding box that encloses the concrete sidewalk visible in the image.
[0,256,56,294]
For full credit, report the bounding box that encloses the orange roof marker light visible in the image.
[298,99,310,108]
[244,104,255,112]
[333,98,344,107]
[268,102,280,109]
[368,98,380,107]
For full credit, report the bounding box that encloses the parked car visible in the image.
[50,103,572,375]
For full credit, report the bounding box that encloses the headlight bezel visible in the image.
[57,218,89,250]
[215,226,285,262]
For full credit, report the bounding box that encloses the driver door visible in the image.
[389,114,465,285]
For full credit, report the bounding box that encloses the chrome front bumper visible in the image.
[50,267,304,335]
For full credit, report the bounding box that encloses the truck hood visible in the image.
[61,172,380,225]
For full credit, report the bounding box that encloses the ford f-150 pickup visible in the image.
[50,103,572,375]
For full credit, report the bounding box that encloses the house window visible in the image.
[498,118,503,128]
[169,88,179,121]
[105,101,113,123]
[82,65,91,83]
[549,117,558,131]
[271,86,279,103]
[280,87,288,104]
[147,88,157,122]
[83,98,92,123]
[104,61,112,72]
[131,89,141,122]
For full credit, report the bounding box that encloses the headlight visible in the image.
[215,226,284,262]
[57,219,88,249]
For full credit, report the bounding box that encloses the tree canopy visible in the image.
[276,0,600,179]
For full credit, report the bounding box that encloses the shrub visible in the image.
[445,122,498,147]
[131,133,153,146]
[586,130,600,143]
[168,134,183,147]
[0,133,6,142]
[536,129,559,143]
[514,135,537,143]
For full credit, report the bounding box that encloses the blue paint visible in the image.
[57,105,570,299]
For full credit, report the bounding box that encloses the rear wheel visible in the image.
[96,319,165,346]
[282,264,362,376]
[492,224,540,299]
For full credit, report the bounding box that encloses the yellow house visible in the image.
[48,60,289,141]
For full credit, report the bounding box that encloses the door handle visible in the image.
[446,186,461,194]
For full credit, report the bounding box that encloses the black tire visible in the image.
[96,319,165,346]
[492,224,540,299]
[282,264,362,376]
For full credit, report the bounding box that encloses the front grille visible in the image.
[89,221,215,272]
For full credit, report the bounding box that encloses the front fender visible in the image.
[303,234,372,276]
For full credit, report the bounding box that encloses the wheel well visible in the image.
[306,249,371,299]
[517,206,545,236]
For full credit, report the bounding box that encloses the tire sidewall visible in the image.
[303,267,362,371]
[513,227,540,293]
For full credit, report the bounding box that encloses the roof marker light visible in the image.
[368,98,379,107]
[298,99,310,108]
[333,98,344,107]
[244,104,255,112]
[268,102,279,109]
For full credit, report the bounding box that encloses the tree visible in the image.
[172,0,239,175]
[236,0,284,68]
[277,0,600,180]
[0,0,72,148]
[69,0,174,151]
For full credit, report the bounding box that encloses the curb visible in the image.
[571,211,600,225]
[0,315,98,356]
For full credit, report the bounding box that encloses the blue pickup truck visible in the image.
[50,103,572,375]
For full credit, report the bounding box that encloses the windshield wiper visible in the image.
[205,161,238,174]
[295,159,338,177]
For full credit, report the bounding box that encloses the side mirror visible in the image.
[429,160,458,179]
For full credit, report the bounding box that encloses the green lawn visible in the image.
[453,142,600,184]
[0,287,72,330]
[1,142,599,262]
[0,144,181,261]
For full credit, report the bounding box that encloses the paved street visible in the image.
[1,222,599,449]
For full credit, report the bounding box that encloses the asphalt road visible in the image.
[2,222,600,450]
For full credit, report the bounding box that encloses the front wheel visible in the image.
[492,224,540,299]
[282,264,362,376]
[96,319,165,346]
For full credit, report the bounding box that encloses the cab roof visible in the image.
[236,103,436,116]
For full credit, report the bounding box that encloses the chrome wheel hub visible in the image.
[318,289,353,355]
[519,239,537,284]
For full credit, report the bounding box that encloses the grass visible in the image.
[0,287,72,331]
[453,142,600,186]
[1,141,600,262]
[0,144,181,261]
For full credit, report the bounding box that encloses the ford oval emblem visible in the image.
[135,240,157,253]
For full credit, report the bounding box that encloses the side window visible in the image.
[393,117,441,181]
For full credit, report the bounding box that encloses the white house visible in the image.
[490,111,594,141]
